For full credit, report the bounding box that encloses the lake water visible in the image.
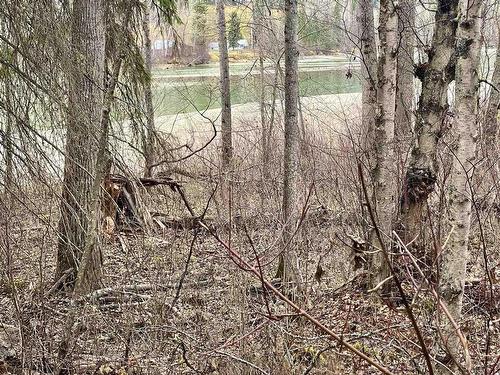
[0,56,362,180]
[152,56,361,115]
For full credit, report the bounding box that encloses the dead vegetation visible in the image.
[1,114,499,374]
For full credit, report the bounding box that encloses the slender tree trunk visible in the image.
[259,56,271,182]
[485,49,500,150]
[401,0,459,240]
[277,0,301,291]
[255,0,272,197]
[394,0,415,203]
[357,0,377,166]
[395,0,415,136]
[356,0,377,262]
[216,0,233,173]
[483,30,500,200]
[438,1,483,372]
[3,76,14,196]
[251,0,257,49]
[260,60,279,201]
[369,0,398,289]
[3,119,13,195]
[57,0,106,290]
[143,5,156,178]
[172,30,181,62]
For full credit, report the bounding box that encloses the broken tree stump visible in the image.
[102,174,181,232]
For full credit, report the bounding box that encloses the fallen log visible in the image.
[150,214,209,231]
[108,174,180,190]
[81,283,173,302]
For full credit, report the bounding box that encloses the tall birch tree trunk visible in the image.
[401,0,459,240]
[277,0,301,291]
[143,5,156,178]
[56,0,106,289]
[438,1,483,372]
[216,0,233,173]
[369,0,398,289]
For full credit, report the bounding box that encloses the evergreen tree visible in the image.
[191,0,209,63]
[227,11,242,49]
[192,0,208,46]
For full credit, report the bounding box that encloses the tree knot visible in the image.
[401,167,437,206]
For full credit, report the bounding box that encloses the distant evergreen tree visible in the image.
[191,0,209,63]
[227,11,242,49]
[192,0,208,46]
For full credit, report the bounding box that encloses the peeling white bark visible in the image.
[438,0,483,372]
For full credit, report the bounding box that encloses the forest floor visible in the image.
[1,87,499,374]
[0,177,499,374]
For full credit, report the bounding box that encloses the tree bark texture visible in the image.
[2,74,14,195]
[394,0,415,202]
[369,0,398,289]
[482,29,500,201]
[484,41,500,153]
[438,0,483,372]
[278,0,301,289]
[143,5,156,178]
[216,0,233,173]
[402,0,459,239]
[255,0,271,190]
[357,0,378,161]
[57,0,106,289]
[395,0,415,140]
